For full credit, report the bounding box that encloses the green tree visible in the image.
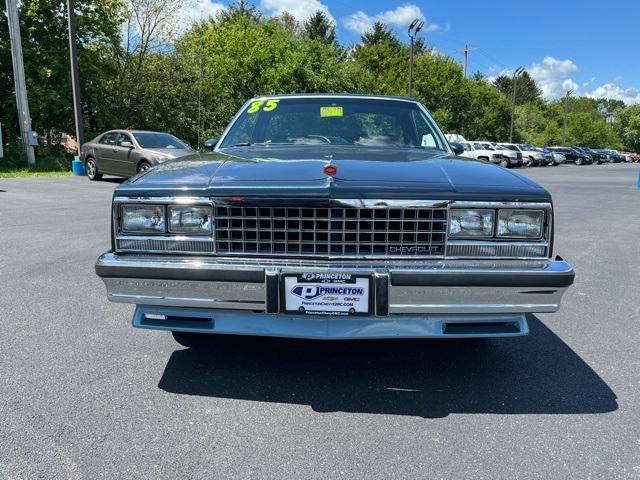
[277,12,302,38]
[171,11,360,146]
[303,11,336,45]
[493,71,542,105]
[515,102,556,145]
[462,78,512,140]
[360,21,400,48]
[613,104,640,151]
[352,22,406,95]
[0,0,125,147]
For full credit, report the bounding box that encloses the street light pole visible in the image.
[407,19,424,97]
[66,0,85,174]
[408,33,414,96]
[509,66,524,143]
[6,0,36,165]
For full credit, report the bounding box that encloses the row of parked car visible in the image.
[452,139,638,168]
[80,128,638,181]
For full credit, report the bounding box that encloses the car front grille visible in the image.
[516,152,522,159]
[214,206,448,258]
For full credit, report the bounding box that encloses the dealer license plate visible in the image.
[282,273,372,316]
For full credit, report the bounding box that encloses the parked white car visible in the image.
[488,142,524,167]
[445,133,467,143]
[459,142,514,168]
[499,143,546,167]
[550,152,566,165]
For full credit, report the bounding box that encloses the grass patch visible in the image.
[0,169,72,178]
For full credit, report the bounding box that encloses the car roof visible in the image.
[248,93,419,103]
[102,129,172,134]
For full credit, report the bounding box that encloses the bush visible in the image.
[0,141,73,172]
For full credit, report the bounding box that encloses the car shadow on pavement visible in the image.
[101,177,126,184]
[158,315,618,418]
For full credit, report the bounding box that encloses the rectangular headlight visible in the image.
[497,209,544,238]
[121,205,165,233]
[449,209,494,238]
[168,206,212,235]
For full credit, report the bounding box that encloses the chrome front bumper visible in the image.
[96,252,574,316]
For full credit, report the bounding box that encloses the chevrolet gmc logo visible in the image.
[389,246,438,254]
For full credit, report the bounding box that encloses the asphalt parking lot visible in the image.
[1,163,639,479]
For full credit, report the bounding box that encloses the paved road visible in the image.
[1,164,639,479]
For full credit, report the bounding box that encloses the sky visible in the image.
[194,0,640,104]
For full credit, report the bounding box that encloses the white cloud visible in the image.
[343,11,372,35]
[343,4,440,35]
[562,78,579,93]
[178,0,225,31]
[528,56,579,99]
[587,83,640,104]
[522,56,639,104]
[196,0,225,18]
[260,0,335,23]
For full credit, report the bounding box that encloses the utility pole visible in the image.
[562,89,573,145]
[67,0,85,174]
[407,18,424,97]
[6,0,36,165]
[462,44,477,78]
[509,66,524,142]
[196,10,203,151]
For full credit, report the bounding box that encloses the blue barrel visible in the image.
[71,158,85,176]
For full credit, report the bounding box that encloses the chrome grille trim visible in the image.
[111,197,552,260]
[213,206,448,258]
[116,237,215,254]
[446,243,547,259]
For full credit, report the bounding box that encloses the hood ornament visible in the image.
[324,164,337,176]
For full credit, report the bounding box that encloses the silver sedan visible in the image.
[81,130,195,180]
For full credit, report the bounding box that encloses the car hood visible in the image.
[119,146,549,201]
[144,148,195,159]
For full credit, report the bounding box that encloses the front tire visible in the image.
[500,159,509,168]
[576,157,583,166]
[85,157,102,181]
[137,160,152,173]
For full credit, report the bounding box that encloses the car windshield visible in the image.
[133,132,188,149]
[219,97,447,151]
[480,143,494,149]
[520,144,535,150]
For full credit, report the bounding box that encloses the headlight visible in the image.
[168,206,212,234]
[449,209,494,238]
[121,205,165,233]
[497,210,544,238]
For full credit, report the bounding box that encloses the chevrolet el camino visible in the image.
[95,94,575,347]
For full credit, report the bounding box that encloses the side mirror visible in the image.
[450,142,465,156]
[203,138,218,152]
[121,141,133,149]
